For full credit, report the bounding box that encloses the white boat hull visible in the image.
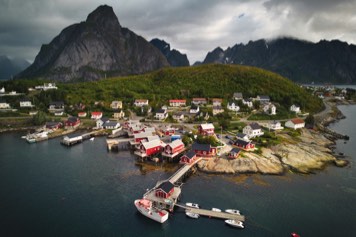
[225,209,241,215]
[185,211,199,219]
[186,202,199,209]
[134,199,169,223]
[225,219,244,229]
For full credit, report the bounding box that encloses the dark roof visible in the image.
[19,98,31,102]
[49,101,64,106]
[236,133,247,138]
[250,123,261,130]
[101,117,110,123]
[192,142,211,151]
[46,121,62,126]
[105,121,119,127]
[258,95,270,100]
[230,148,241,154]
[67,117,79,122]
[157,181,174,193]
[235,140,251,146]
[156,109,166,114]
[183,150,196,159]
[190,105,198,110]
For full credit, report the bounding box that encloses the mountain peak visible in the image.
[86,5,121,30]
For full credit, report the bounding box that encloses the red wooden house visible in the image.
[164,140,185,155]
[163,127,175,136]
[91,111,103,120]
[45,121,63,130]
[233,140,255,151]
[198,123,215,136]
[77,112,87,118]
[191,142,217,157]
[180,151,197,164]
[169,99,186,107]
[155,181,174,199]
[140,139,163,156]
[228,148,241,159]
[65,117,81,128]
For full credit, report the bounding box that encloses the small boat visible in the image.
[225,209,241,215]
[212,208,222,212]
[134,199,169,223]
[291,233,300,237]
[225,219,244,228]
[90,137,95,141]
[186,202,199,209]
[185,211,199,219]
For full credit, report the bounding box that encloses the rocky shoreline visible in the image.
[198,99,351,175]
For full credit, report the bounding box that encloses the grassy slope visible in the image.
[60,64,322,113]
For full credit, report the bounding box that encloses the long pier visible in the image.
[175,204,245,221]
[106,138,133,150]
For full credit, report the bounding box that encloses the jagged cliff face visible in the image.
[17,5,169,82]
[203,38,356,84]
[150,38,190,67]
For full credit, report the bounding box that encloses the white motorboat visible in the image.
[89,137,95,141]
[185,211,199,219]
[186,202,199,209]
[134,199,169,223]
[225,209,241,215]
[211,208,222,212]
[225,219,244,229]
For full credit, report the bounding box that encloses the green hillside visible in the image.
[60,64,323,113]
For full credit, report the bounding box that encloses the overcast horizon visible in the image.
[1,0,356,64]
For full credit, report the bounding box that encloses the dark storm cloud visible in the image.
[0,0,355,63]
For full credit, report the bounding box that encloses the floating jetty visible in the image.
[61,130,103,146]
[139,157,245,223]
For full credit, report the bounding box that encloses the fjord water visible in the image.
[0,107,355,237]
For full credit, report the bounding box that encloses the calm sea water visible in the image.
[0,106,355,237]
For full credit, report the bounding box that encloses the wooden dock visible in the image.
[168,158,202,184]
[106,138,133,150]
[175,204,245,221]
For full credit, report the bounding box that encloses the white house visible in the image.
[96,117,110,129]
[227,102,240,112]
[290,104,300,113]
[190,105,200,114]
[110,101,123,110]
[212,106,224,115]
[256,95,270,104]
[0,100,10,109]
[134,99,149,107]
[285,118,305,130]
[113,110,125,119]
[0,87,5,93]
[35,83,57,91]
[243,123,264,138]
[19,98,33,108]
[236,133,250,141]
[242,99,253,108]
[263,103,276,115]
[155,109,168,120]
[103,121,121,130]
[267,121,284,130]
[191,98,207,105]
[173,112,185,121]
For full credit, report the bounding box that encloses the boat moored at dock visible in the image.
[212,207,222,212]
[225,219,244,229]
[134,199,169,223]
[225,209,241,215]
[185,211,199,219]
[186,202,199,209]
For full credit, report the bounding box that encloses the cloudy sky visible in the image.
[1,0,356,64]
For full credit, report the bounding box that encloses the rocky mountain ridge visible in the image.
[17,5,169,82]
[202,37,356,84]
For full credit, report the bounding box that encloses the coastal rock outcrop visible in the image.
[197,129,344,175]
